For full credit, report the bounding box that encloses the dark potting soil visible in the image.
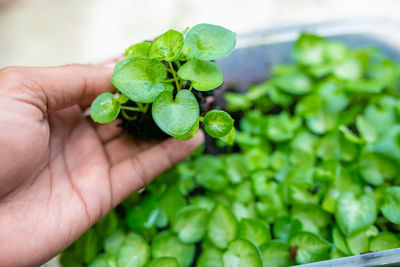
[118,108,169,139]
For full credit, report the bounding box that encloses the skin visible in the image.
[0,61,204,267]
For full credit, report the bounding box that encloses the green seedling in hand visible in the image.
[90,23,236,142]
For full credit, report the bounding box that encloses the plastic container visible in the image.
[217,19,400,267]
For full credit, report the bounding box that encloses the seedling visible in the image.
[90,24,236,142]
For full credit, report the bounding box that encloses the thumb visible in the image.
[0,63,115,112]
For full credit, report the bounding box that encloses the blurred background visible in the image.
[1,0,399,68]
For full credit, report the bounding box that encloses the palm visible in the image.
[37,105,114,233]
[0,65,202,266]
[0,105,135,265]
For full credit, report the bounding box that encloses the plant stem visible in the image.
[199,116,204,122]
[121,109,137,120]
[168,61,181,91]
[164,78,175,83]
[181,27,189,35]
[143,103,149,113]
[188,84,193,91]
[120,106,142,112]
[175,60,181,68]
[137,103,148,113]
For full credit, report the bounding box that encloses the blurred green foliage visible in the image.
[61,33,400,267]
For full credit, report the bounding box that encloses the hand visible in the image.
[0,62,203,266]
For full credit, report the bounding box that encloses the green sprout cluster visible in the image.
[90,24,236,141]
[62,34,400,267]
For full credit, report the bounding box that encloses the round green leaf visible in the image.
[291,205,330,235]
[235,181,253,203]
[149,30,184,62]
[364,104,397,135]
[178,43,191,61]
[207,204,238,249]
[185,23,236,60]
[196,168,229,191]
[104,230,125,256]
[219,127,235,145]
[117,93,129,104]
[259,241,291,267]
[335,192,377,237]
[345,229,370,255]
[332,227,351,256]
[339,125,363,144]
[306,108,337,135]
[175,120,199,141]
[232,201,257,221]
[324,41,348,62]
[177,60,223,91]
[152,90,199,137]
[372,125,400,160]
[370,232,400,252]
[331,247,347,259]
[117,233,150,267]
[203,110,234,138]
[158,186,186,225]
[381,186,400,224]
[88,255,114,267]
[289,232,331,264]
[293,33,325,66]
[225,92,252,112]
[145,257,179,267]
[222,239,262,267]
[125,42,151,58]
[111,58,168,103]
[359,151,398,186]
[273,72,312,95]
[197,248,223,267]
[237,218,271,247]
[90,93,120,124]
[126,195,159,231]
[189,195,215,213]
[75,228,98,264]
[356,115,377,143]
[272,216,302,243]
[346,80,384,94]
[333,58,363,80]
[172,206,208,243]
[151,231,195,267]
[317,81,349,113]
[267,112,302,142]
[114,58,133,73]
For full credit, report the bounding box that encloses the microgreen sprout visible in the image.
[90,23,236,142]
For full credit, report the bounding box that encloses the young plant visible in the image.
[90,24,236,142]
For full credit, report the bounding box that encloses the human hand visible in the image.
[0,62,203,266]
